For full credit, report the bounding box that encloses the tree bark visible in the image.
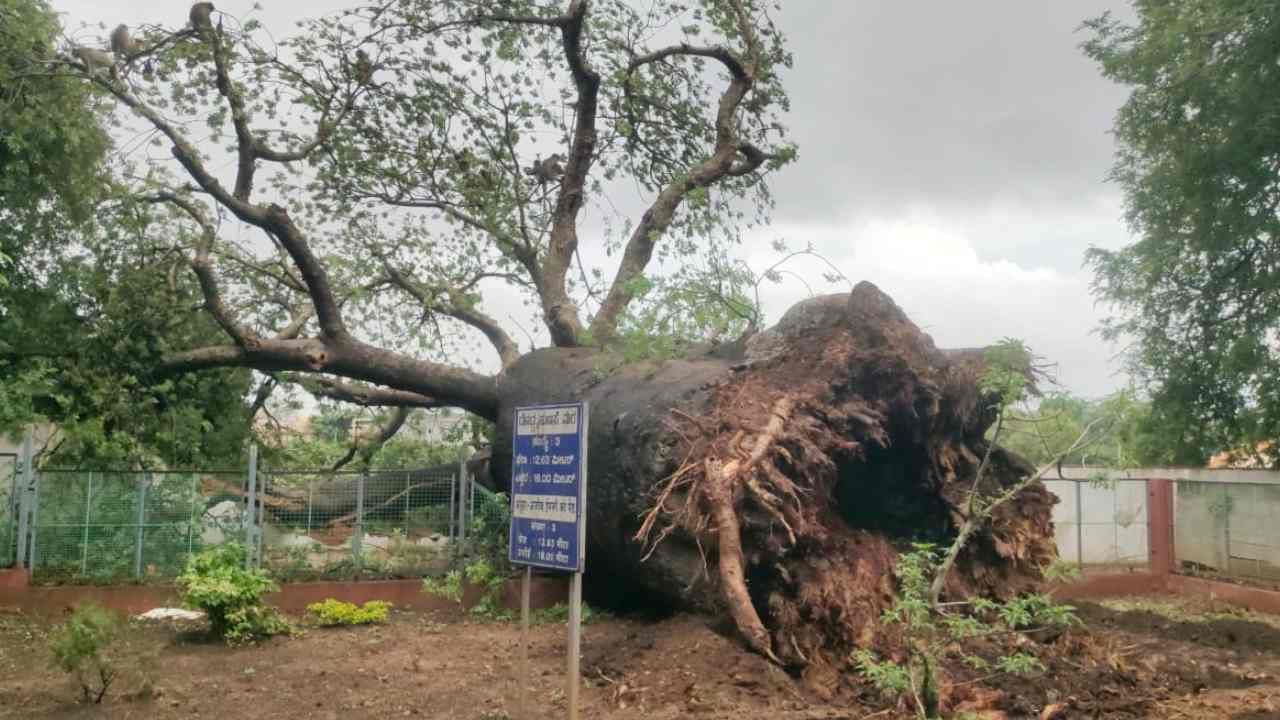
[490,281,1058,664]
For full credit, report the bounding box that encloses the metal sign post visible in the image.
[508,402,588,720]
[518,564,531,720]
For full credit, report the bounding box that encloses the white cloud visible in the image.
[747,214,1126,399]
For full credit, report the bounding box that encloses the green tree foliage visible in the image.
[0,241,258,467]
[1083,1,1280,465]
[0,0,110,263]
[999,390,1179,468]
[0,0,257,467]
[262,406,477,470]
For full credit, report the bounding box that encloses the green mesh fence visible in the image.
[471,483,510,539]
[260,468,460,582]
[30,471,235,584]
[26,466,497,584]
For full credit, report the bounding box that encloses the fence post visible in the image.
[256,472,265,569]
[1221,484,1232,574]
[80,472,93,576]
[186,474,198,562]
[28,466,40,571]
[15,431,32,568]
[353,470,365,570]
[245,445,258,569]
[447,473,455,542]
[134,473,149,578]
[457,456,468,542]
[1146,478,1175,575]
[404,471,412,527]
[306,480,313,538]
[1075,480,1084,570]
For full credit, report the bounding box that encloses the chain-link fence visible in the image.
[259,468,463,582]
[1174,479,1280,585]
[14,460,504,585]
[1043,478,1149,571]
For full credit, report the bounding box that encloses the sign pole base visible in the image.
[567,570,582,720]
[520,565,531,720]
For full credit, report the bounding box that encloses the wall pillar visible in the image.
[1147,478,1175,575]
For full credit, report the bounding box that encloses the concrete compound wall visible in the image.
[1045,467,1280,583]
[1042,479,1149,568]
[1173,481,1280,581]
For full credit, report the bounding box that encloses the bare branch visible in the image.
[331,406,412,471]
[199,20,257,201]
[141,192,259,347]
[589,6,769,343]
[628,43,748,80]
[276,306,314,339]
[283,373,440,408]
[539,0,599,346]
[158,337,498,419]
[381,264,520,367]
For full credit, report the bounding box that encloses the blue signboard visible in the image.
[508,402,588,572]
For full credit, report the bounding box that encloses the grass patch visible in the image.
[1098,595,1280,630]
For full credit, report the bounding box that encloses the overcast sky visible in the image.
[54,1,1137,399]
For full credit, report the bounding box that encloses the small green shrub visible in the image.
[1041,559,1082,584]
[49,603,120,704]
[177,544,291,644]
[463,558,509,619]
[422,558,511,620]
[529,602,608,625]
[307,599,392,626]
[422,569,464,602]
[853,544,1078,720]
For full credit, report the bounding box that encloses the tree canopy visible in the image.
[15,0,795,433]
[1083,0,1280,465]
[998,390,1192,469]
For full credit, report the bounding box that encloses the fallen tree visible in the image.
[44,0,1059,664]
[494,282,1057,664]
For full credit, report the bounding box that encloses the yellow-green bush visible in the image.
[306,599,392,626]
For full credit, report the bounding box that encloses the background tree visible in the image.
[998,389,1181,469]
[0,0,108,269]
[1084,1,1280,467]
[0,0,258,467]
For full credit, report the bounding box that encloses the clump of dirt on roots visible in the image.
[635,282,1058,677]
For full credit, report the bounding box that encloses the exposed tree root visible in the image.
[627,283,1057,666]
[492,282,1057,670]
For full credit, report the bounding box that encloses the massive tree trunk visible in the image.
[492,281,1057,664]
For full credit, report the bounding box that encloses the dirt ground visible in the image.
[1,594,1279,719]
